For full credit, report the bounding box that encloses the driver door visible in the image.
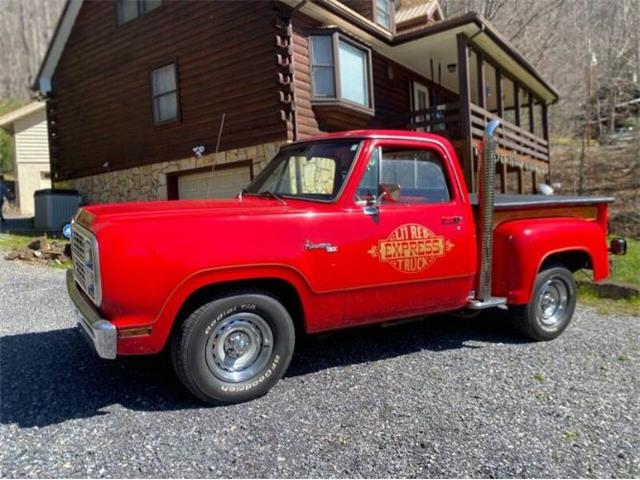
[338,139,476,325]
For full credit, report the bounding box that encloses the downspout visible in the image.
[288,0,308,141]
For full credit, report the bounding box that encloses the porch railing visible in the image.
[408,102,462,138]
[469,103,550,164]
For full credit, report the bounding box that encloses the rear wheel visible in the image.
[171,292,295,404]
[511,266,577,341]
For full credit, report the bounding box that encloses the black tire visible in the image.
[171,292,295,405]
[510,266,577,341]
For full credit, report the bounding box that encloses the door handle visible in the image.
[304,240,338,253]
[441,215,463,225]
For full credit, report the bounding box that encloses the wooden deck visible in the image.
[409,101,550,194]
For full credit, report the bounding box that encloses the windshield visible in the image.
[244,140,362,201]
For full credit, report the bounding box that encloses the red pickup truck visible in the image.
[67,124,626,404]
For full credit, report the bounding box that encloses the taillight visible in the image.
[609,238,627,256]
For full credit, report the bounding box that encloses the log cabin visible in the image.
[34,0,559,203]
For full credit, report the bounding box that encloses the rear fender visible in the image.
[492,218,608,305]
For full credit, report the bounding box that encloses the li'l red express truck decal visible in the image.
[368,223,455,274]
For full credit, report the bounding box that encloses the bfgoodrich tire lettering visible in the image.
[171,292,295,404]
[511,266,577,341]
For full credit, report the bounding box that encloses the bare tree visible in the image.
[0,0,66,100]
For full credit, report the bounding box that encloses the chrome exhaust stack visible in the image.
[466,119,507,310]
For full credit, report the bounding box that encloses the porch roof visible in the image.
[285,0,559,105]
[0,102,46,133]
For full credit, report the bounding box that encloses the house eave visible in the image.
[0,102,46,130]
[293,1,559,105]
[32,0,84,94]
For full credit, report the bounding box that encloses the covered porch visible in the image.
[381,14,558,193]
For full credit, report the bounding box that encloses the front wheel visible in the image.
[171,292,295,404]
[510,266,577,341]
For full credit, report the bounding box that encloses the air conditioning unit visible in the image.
[34,189,82,232]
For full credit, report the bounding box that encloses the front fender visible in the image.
[492,218,608,305]
[117,264,340,355]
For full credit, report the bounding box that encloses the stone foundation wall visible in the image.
[64,142,284,204]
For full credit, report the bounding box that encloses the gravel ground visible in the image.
[1,259,638,478]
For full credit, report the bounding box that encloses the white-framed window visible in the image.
[374,0,393,30]
[310,36,335,98]
[117,0,162,25]
[412,81,430,132]
[151,64,179,125]
[309,34,373,109]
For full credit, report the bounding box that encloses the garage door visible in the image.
[178,166,251,200]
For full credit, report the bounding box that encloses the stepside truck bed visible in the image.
[469,194,615,225]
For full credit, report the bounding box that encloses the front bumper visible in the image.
[66,269,117,359]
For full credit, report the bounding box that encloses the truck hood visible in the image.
[76,197,293,228]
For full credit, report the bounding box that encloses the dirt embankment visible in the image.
[551,140,640,238]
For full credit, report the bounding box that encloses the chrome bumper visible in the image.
[66,269,117,359]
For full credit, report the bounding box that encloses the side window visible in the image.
[117,0,161,25]
[151,64,179,124]
[356,147,451,204]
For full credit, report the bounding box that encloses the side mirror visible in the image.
[363,184,401,216]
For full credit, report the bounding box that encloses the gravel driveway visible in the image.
[1,259,638,478]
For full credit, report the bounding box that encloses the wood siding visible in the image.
[292,12,457,138]
[340,0,374,21]
[51,0,287,180]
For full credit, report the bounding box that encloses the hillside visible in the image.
[551,139,640,238]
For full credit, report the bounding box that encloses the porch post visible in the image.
[495,68,504,117]
[500,163,508,193]
[457,33,474,191]
[542,102,551,183]
[514,83,521,126]
[528,91,535,133]
[541,103,549,141]
[517,168,524,194]
[477,51,485,109]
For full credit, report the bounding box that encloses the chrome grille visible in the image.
[71,224,101,306]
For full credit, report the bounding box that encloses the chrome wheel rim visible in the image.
[205,313,273,383]
[536,278,569,328]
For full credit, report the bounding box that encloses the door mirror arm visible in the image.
[363,191,387,216]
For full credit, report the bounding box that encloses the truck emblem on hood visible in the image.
[367,223,454,274]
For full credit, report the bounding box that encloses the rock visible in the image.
[27,237,50,251]
[4,251,20,260]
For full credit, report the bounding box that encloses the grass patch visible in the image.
[48,258,72,270]
[0,233,37,251]
[608,237,639,285]
[550,136,579,146]
[577,284,640,316]
[533,373,545,382]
